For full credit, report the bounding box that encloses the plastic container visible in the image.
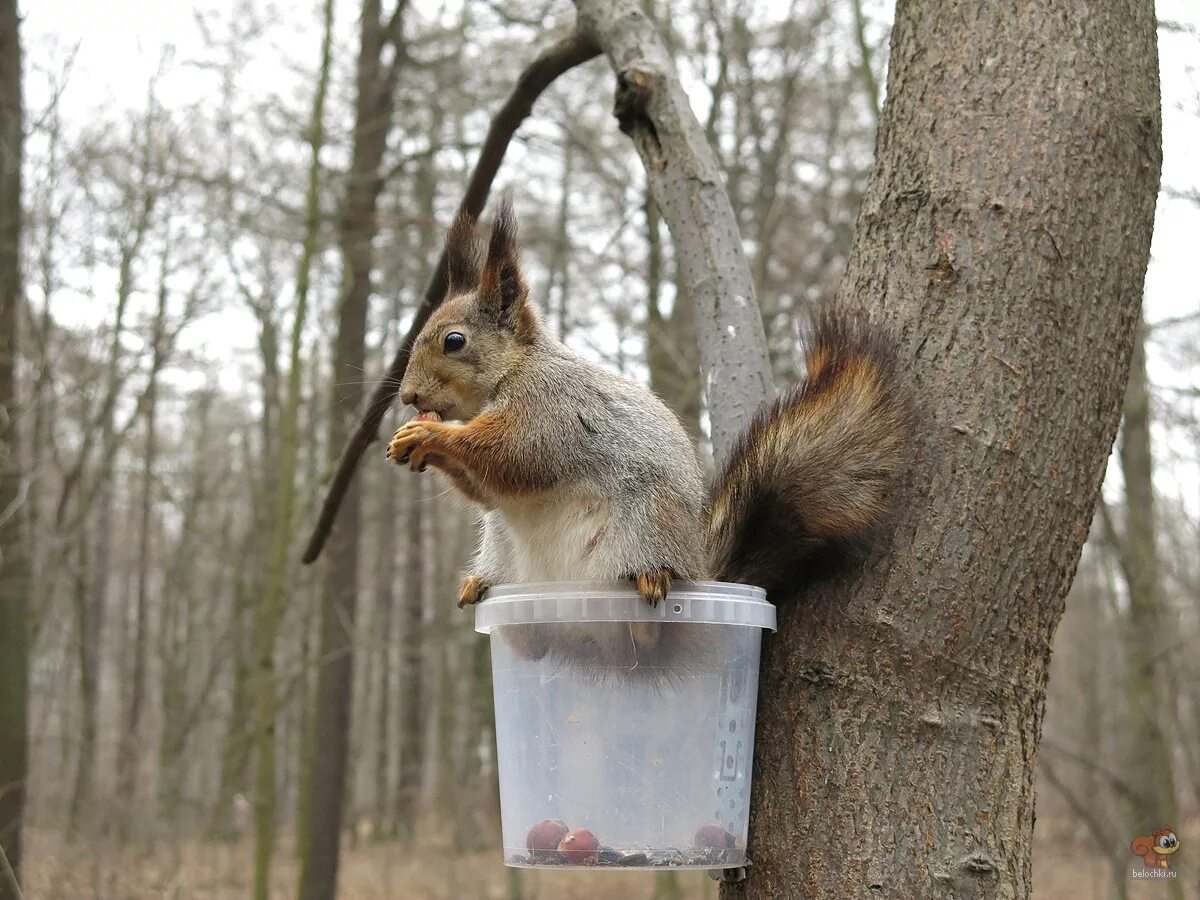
[474,580,776,870]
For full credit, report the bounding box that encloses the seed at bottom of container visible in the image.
[697,846,742,867]
[616,851,650,867]
[694,823,738,850]
[646,848,687,867]
[557,827,600,865]
[526,818,569,862]
[596,846,624,865]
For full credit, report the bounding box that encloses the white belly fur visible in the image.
[494,491,688,673]
[501,490,615,582]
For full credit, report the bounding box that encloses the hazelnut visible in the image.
[526,819,569,862]
[694,824,737,850]
[557,827,600,865]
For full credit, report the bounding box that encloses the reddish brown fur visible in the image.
[706,308,912,593]
[388,409,555,497]
[457,574,489,608]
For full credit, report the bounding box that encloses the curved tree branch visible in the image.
[572,0,774,463]
[301,31,600,564]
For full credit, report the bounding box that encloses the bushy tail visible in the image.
[706,308,912,593]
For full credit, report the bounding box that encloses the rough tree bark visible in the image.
[725,1,1162,896]
[0,0,27,895]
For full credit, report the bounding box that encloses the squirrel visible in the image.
[386,198,910,671]
[1130,826,1179,868]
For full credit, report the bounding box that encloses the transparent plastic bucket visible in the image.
[475,580,775,870]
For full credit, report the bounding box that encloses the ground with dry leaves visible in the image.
[18,818,1200,899]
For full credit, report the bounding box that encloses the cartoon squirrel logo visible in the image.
[1130,825,1180,869]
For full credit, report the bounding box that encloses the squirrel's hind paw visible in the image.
[458,575,491,608]
[633,568,672,608]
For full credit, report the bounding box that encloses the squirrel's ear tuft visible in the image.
[444,209,483,295]
[479,197,528,321]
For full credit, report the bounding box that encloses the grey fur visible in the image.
[475,328,706,584]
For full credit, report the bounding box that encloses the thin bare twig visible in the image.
[1040,737,1141,806]
[1039,760,1116,856]
[0,838,25,900]
[301,31,601,564]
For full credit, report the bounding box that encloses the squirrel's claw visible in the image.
[386,426,410,464]
[633,568,672,608]
[387,421,436,470]
[407,443,430,472]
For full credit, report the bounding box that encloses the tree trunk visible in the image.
[293,339,324,844]
[371,296,405,839]
[371,468,397,837]
[210,566,254,838]
[0,0,28,893]
[156,395,213,830]
[644,192,701,443]
[1112,318,1181,889]
[67,536,97,834]
[424,494,453,825]
[394,476,425,836]
[68,284,131,837]
[722,1,1162,897]
[298,3,406,897]
[549,124,573,338]
[116,247,170,839]
[252,0,333,893]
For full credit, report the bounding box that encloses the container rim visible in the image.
[473,579,775,633]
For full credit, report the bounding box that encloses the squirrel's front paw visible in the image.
[386,420,440,471]
[457,575,491,608]
[385,426,408,464]
[633,568,673,608]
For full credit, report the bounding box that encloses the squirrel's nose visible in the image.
[400,389,418,407]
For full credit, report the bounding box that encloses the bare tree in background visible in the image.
[298,3,410,898]
[1105,316,1184,900]
[249,1,333,896]
[0,0,28,895]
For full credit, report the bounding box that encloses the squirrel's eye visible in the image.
[1159,836,1170,847]
[443,331,466,353]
